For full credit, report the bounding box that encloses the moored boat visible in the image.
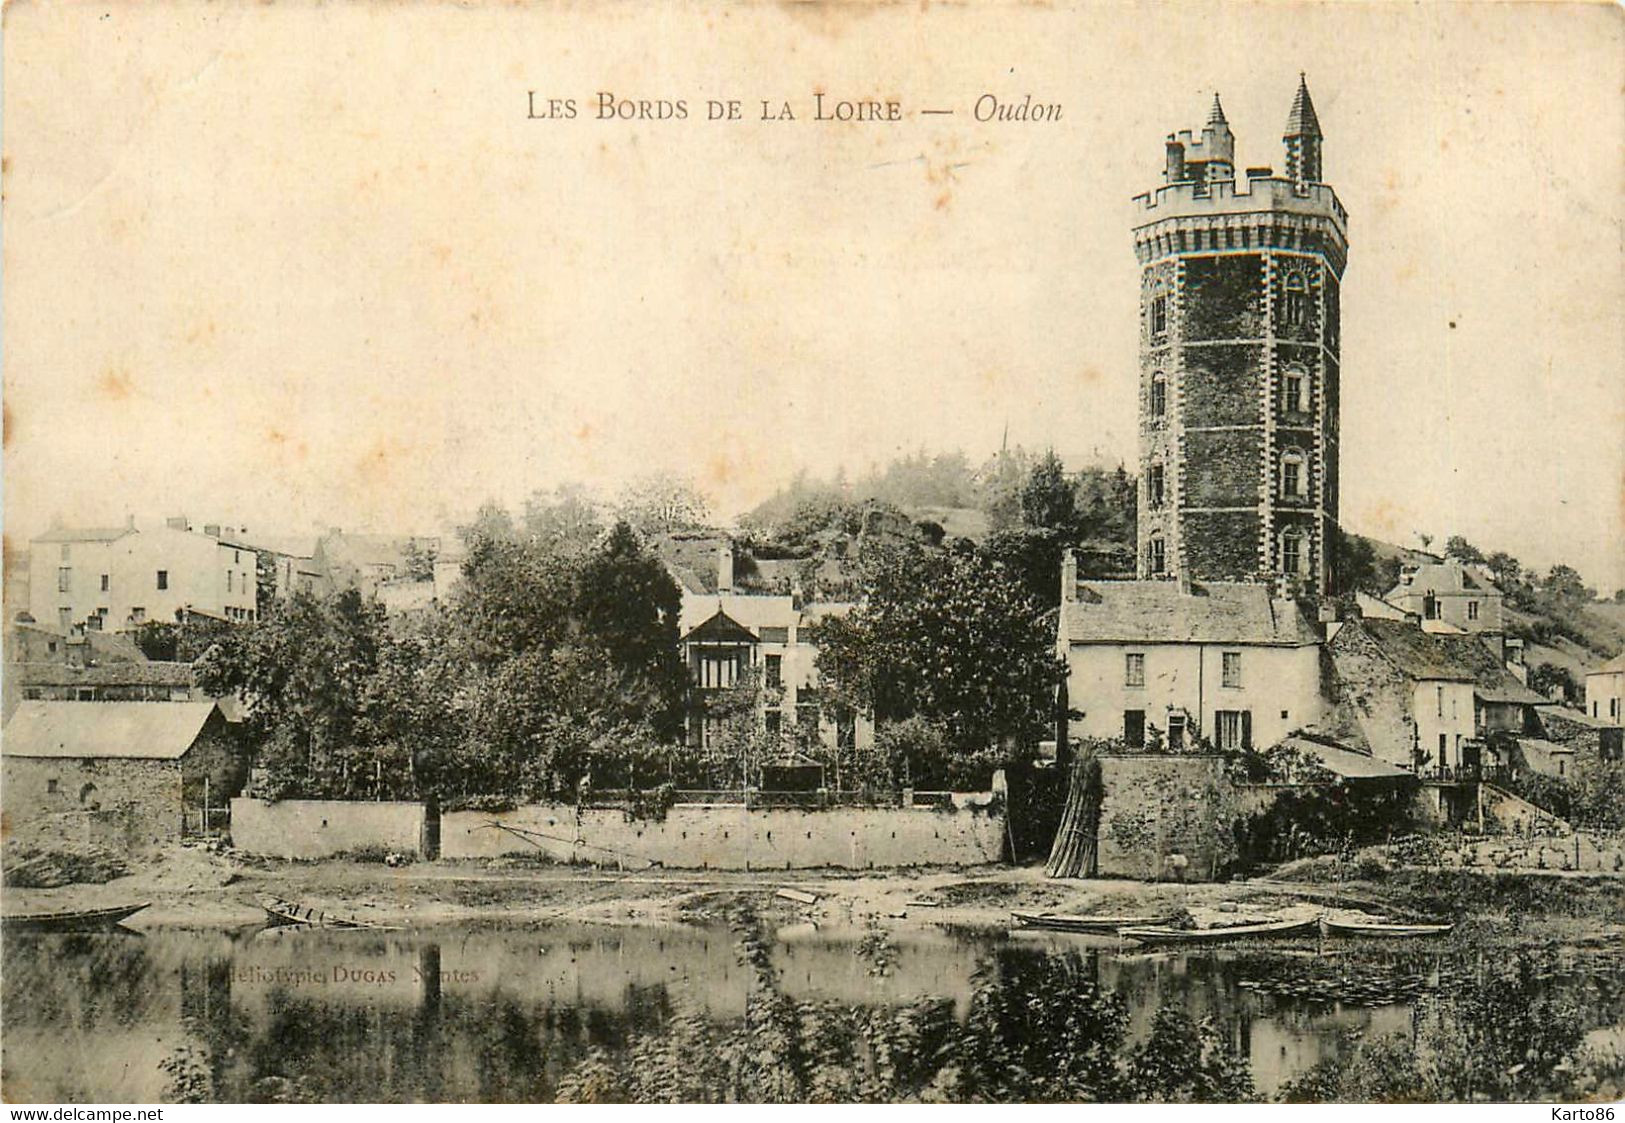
[258,895,393,930]
[1324,918,1453,938]
[1010,910,1181,933]
[2,902,149,933]
[1118,916,1320,944]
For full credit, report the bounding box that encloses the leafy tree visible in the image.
[1020,450,1080,537]
[1485,550,1522,591]
[459,500,520,546]
[1443,535,1486,566]
[572,522,688,738]
[816,542,1064,757]
[1543,564,1591,604]
[1330,527,1384,597]
[400,540,437,582]
[1073,463,1137,547]
[254,552,279,617]
[522,484,604,552]
[1528,662,1578,701]
[196,589,388,797]
[132,615,237,663]
[614,472,711,536]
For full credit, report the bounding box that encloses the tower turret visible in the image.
[1283,73,1323,184]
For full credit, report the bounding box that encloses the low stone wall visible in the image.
[230,798,427,859]
[1096,754,1233,881]
[440,799,1005,869]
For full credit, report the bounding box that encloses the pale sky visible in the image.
[4,2,1622,588]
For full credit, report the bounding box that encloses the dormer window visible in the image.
[1284,271,1308,328]
[1150,371,1167,418]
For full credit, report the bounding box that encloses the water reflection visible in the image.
[3,918,1621,1102]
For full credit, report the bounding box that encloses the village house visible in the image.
[28,516,260,633]
[677,546,873,758]
[1324,616,1541,775]
[1385,560,1505,645]
[2,619,150,719]
[0,700,244,844]
[1584,653,1624,725]
[239,533,322,602]
[312,530,441,597]
[1055,556,1327,754]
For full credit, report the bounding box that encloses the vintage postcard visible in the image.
[2,0,1622,1108]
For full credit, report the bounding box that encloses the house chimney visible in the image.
[203,523,221,538]
[717,544,734,593]
[124,514,136,530]
[166,515,189,531]
[1177,568,1193,596]
[1060,549,1078,603]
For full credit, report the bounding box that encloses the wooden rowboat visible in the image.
[258,895,393,930]
[1118,917,1320,944]
[1010,910,1181,934]
[1324,919,1453,938]
[2,902,149,933]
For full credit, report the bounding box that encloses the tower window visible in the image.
[156,570,169,590]
[1284,272,1308,328]
[1467,600,1480,622]
[1147,464,1165,509]
[1280,450,1307,499]
[1148,535,1166,575]
[1283,367,1308,413]
[1150,372,1166,418]
[1281,530,1304,576]
[1150,293,1168,336]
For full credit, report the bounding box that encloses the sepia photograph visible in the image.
[2,0,1622,1108]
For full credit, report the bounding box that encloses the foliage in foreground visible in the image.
[554,902,1254,1104]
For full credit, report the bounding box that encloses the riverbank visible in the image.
[6,845,1624,946]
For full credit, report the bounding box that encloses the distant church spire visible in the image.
[1207,93,1228,127]
[1283,73,1323,184]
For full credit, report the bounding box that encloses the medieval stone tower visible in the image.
[1132,76,1347,595]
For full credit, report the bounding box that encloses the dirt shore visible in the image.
[6,845,1623,945]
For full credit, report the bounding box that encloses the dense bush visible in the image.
[1233,778,1420,869]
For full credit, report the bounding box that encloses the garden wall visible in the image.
[230,798,428,859]
[1096,754,1233,880]
[440,799,1005,869]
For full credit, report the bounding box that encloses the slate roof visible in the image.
[1386,561,1497,600]
[1355,619,1477,681]
[1280,734,1410,780]
[678,592,854,642]
[10,661,196,688]
[2,700,219,760]
[32,526,132,544]
[1285,74,1321,137]
[680,593,794,637]
[1428,633,1547,705]
[1537,704,1615,731]
[1059,581,1322,647]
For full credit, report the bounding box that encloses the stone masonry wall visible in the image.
[441,800,1006,869]
[1096,753,1234,881]
[230,798,428,859]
